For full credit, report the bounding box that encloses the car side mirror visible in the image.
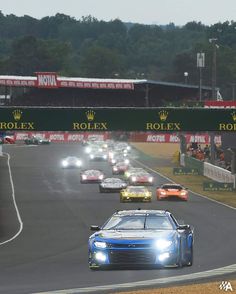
[90,225,100,231]
[177,224,190,231]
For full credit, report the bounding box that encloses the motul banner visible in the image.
[204,101,236,108]
[58,80,134,90]
[0,78,36,87]
[14,132,108,142]
[14,131,221,144]
[36,72,58,88]
[130,133,221,144]
[0,75,134,90]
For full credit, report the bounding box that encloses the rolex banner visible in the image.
[0,107,236,132]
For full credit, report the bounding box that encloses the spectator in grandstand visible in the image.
[203,144,210,159]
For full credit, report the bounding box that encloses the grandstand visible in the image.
[0,72,212,107]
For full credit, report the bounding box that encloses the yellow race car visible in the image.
[120,186,152,202]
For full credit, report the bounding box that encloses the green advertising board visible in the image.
[203,182,234,192]
[0,107,236,132]
[173,167,199,175]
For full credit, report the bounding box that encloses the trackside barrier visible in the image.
[204,162,235,187]
[180,154,236,189]
[181,154,204,174]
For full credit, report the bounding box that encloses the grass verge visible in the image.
[114,279,236,294]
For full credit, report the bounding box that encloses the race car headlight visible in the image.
[131,176,137,182]
[94,241,107,249]
[111,159,116,164]
[76,160,82,166]
[85,147,91,153]
[148,177,153,182]
[82,175,87,180]
[124,159,129,164]
[155,239,172,249]
[158,252,170,262]
[113,167,118,171]
[98,175,104,180]
[180,191,187,195]
[123,192,128,196]
[95,252,106,262]
[160,191,166,195]
[62,160,68,167]
[145,192,150,196]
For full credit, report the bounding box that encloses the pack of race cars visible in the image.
[61,138,189,202]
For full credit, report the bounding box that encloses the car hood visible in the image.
[93,230,177,241]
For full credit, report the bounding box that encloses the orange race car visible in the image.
[156,183,188,201]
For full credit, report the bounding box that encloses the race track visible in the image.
[0,143,236,294]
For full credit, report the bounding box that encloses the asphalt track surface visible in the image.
[0,143,236,294]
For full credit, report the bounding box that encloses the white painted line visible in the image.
[33,263,236,293]
[133,158,236,211]
[0,153,23,246]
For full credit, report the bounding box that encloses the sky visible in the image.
[0,0,236,26]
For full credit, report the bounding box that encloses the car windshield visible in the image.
[105,178,121,183]
[162,185,182,190]
[103,215,174,230]
[86,170,100,175]
[127,187,145,193]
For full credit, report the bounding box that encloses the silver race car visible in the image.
[99,178,128,193]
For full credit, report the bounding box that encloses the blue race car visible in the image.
[88,209,193,269]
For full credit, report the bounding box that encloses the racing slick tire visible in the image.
[99,187,106,193]
[120,196,124,203]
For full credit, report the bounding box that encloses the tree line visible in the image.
[1,11,236,98]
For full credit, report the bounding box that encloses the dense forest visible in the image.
[1,11,236,98]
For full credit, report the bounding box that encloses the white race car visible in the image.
[61,156,82,168]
